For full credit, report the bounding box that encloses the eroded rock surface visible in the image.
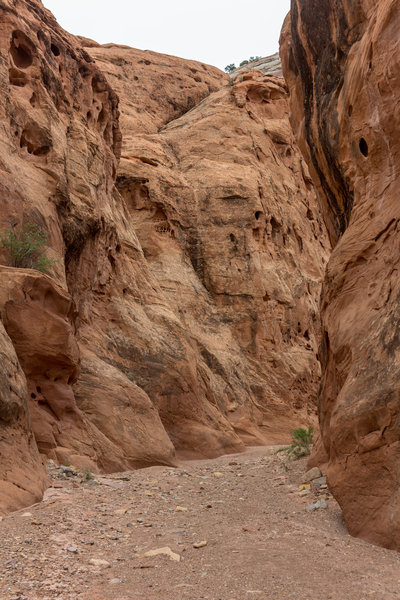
[231,53,282,77]
[0,0,174,497]
[87,42,330,454]
[0,0,330,512]
[0,319,47,515]
[281,0,400,548]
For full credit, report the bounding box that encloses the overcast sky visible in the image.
[42,0,290,71]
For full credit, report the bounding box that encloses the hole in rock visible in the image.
[9,67,27,86]
[10,31,34,69]
[108,252,116,268]
[230,233,236,243]
[255,211,262,220]
[304,329,310,340]
[134,76,139,81]
[31,393,36,399]
[359,138,369,157]
[30,92,37,107]
[20,123,51,156]
[97,105,107,127]
[348,105,353,117]
[36,386,41,393]
[50,43,60,56]
[152,206,168,222]
[92,76,106,93]
[306,208,314,220]
[79,64,91,78]
[270,216,282,236]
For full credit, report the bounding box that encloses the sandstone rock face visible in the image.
[0,0,329,512]
[281,0,400,548]
[87,42,330,454]
[0,319,48,515]
[231,53,282,77]
[0,0,175,490]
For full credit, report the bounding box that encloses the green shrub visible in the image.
[0,222,55,272]
[224,63,236,73]
[84,468,94,481]
[277,426,314,460]
[225,57,262,74]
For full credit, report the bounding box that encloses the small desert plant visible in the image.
[277,426,314,460]
[224,57,262,73]
[224,63,236,73]
[83,468,94,481]
[0,222,55,272]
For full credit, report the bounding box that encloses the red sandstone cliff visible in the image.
[0,0,329,513]
[281,0,400,549]
[86,44,330,455]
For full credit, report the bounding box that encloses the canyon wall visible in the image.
[0,0,329,512]
[85,44,330,454]
[281,0,400,549]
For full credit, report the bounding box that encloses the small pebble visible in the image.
[193,540,207,548]
[89,558,111,568]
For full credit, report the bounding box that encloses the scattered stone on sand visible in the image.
[89,558,111,568]
[142,547,181,562]
[306,499,328,512]
[302,467,322,483]
[193,541,208,548]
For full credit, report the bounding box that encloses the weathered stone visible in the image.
[142,547,181,562]
[0,320,47,515]
[281,0,400,549]
[306,499,328,512]
[89,558,111,568]
[193,540,208,549]
[302,467,322,484]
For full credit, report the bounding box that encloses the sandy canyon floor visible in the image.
[0,447,399,600]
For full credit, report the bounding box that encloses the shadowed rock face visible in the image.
[0,319,48,514]
[281,0,400,548]
[0,0,330,512]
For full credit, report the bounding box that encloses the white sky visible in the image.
[42,0,290,71]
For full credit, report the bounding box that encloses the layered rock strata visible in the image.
[230,53,282,77]
[281,0,400,549]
